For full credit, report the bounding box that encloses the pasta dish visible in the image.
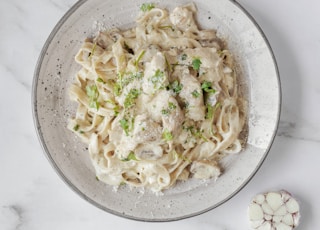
[68,3,246,192]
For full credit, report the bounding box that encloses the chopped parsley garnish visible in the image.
[114,72,124,96]
[192,57,202,71]
[159,25,174,31]
[150,69,164,84]
[86,84,99,110]
[114,72,143,96]
[193,129,209,142]
[162,129,173,141]
[174,151,192,163]
[122,151,138,161]
[206,102,221,120]
[114,83,121,96]
[134,50,145,68]
[73,124,80,131]
[96,77,105,83]
[181,53,187,61]
[122,71,143,86]
[183,125,208,142]
[168,102,176,110]
[119,116,135,136]
[106,100,120,116]
[170,80,183,94]
[140,3,155,12]
[161,102,177,116]
[130,71,143,80]
[201,81,216,93]
[206,105,213,120]
[124,88,140,109]
[184,101,190,109]
[161,109,169,115]
[120,118,130,135]
[191,90,200,98]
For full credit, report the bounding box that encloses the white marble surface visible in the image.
[1,0,319,229]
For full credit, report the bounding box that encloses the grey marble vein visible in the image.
[2,205,24,230]
[48,0,72,12]
[277,120,320,143]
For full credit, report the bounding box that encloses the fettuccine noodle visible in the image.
[68,3,246,192]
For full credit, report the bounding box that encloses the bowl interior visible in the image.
[33,0,280,221]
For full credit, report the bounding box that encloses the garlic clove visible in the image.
[274,205,287,216]
[272,215,283,223]
[254,194,266,204]
[266,192,283,211]
[274,222,292,230]
[249,203,264,220]
[286,198,300,214]
[282,213,294,226]
[292,213,300,226]
[257,221,271,230]
[261,202,274,215]
[251,220,265,229]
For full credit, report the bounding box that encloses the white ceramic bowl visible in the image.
[32,0,281,221]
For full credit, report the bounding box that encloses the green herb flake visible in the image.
[124,88,140,109]
[119,118,130,135]
[150,69,164,85]
[185,126,194,132]
[161,102,177,116]
[131,71,143,80]
[113,105,120,116]
[140,3,155,12]
[159,25,174,31]
[96,77,105,83]
[171,80,183,94]
[161,109,169,115]
[193,129,209,142]
[191,90,200,98]
[184,101,190,109]
[181,53,187,61]
[206,102,221,120]
[134,50,146,68]
[73,124,80,131]
[173,151,192,163]
[106,100,120,116]
[206,105,213,120]
[201,81,216,93]
[114,83,121,96]
[162,129,173,141]
[122,151,138,161]
[114,72,124,96]
[86,84,100,110]
[192,58,202,71]
[168,102,176,110]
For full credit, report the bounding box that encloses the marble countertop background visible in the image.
[1,0,319,229]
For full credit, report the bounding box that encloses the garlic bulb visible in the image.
[248,190,300,230]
